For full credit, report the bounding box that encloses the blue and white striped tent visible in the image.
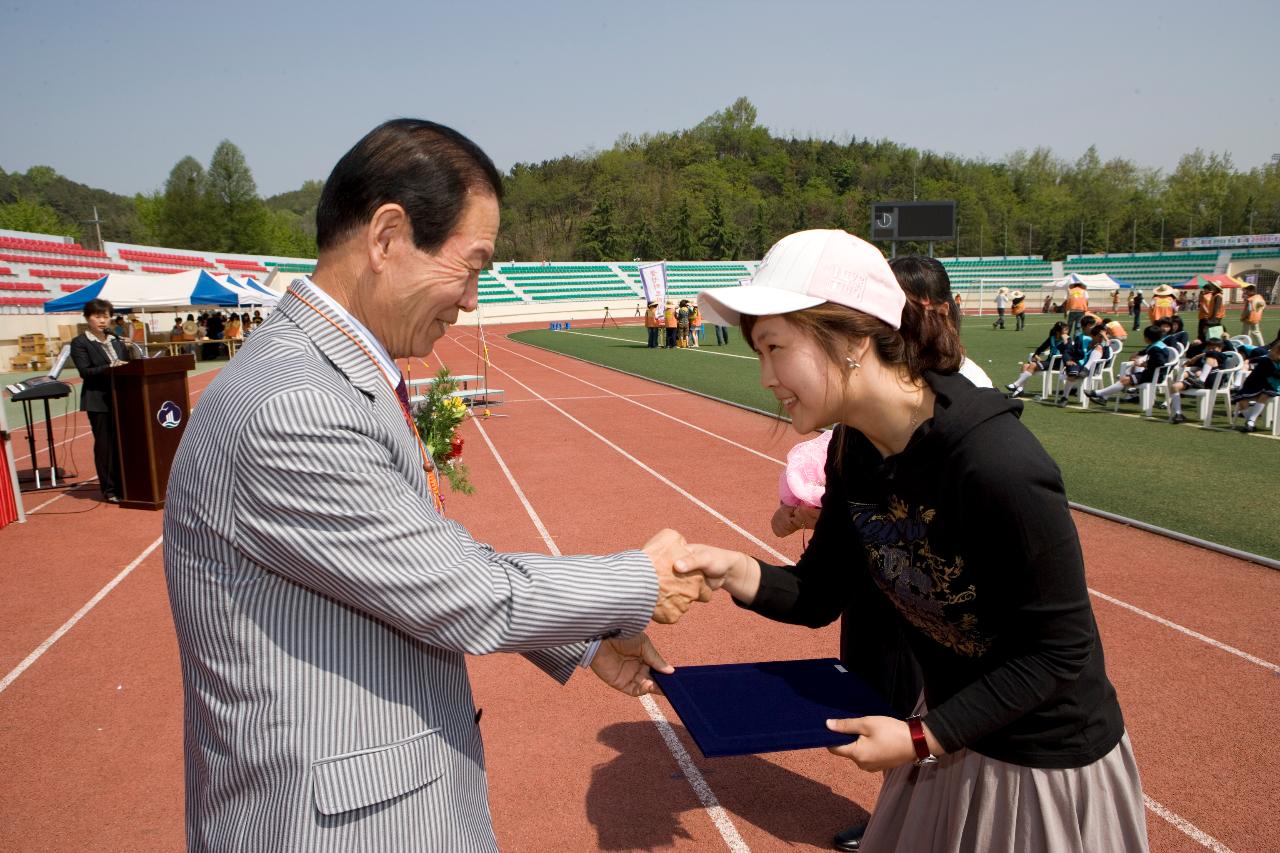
[43,269,242,313]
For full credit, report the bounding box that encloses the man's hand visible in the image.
[644,528,716,624]
[590,633,672,697]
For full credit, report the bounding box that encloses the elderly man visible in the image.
[164,119,711,851]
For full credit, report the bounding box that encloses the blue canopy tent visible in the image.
[43,269,241,313]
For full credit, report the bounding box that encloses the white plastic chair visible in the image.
[1038,353,1063,400]
[1116,360,1176,417]
[1101,339,1124,386]
[1170,354,1242,427]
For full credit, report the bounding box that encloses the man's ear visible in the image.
[366,204,408,274]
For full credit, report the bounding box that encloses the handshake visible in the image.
[643,528,721,624]
[589,529,758,697]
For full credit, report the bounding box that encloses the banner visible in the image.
[1173,234,1280,249]
[638,262,667,306]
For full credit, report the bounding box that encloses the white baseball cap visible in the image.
[697,229,905,329]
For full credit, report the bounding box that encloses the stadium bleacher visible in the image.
[0,225,1273,320]
[0,235,108,258]
[938,257,1055,292]
[0,254,129,271]
[117,249,215,268]
[1064,251,1219,287]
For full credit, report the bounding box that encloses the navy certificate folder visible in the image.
[652,658,900,758]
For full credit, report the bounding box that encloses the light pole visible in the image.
[1156,208,1164,251]
[1132,217,1137,253]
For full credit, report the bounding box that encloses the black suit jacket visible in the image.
[69,333,129,413]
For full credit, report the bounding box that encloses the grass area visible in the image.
[510,313,1280,560]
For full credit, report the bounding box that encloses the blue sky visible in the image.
[2,0,1276,197]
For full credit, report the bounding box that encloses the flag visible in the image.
[638,262,667,306]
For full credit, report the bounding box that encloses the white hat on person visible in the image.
[697,230,905,329]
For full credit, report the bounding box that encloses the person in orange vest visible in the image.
[1148,284,1177,322]
[644,302,660,348]
[1241,283,1266,345]
[1064,283,1088,336]
[1196,280,1225,341]
[1010,290,1027,331]
[663,301,677,349]
[689,302,702,348]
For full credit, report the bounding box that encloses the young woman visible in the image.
[69,298,130,503]
[685,229,1148,852]
[1007,321,1068,398]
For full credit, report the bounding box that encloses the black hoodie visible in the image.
[747,371,1125,768]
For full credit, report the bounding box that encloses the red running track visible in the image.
[0,325,1275,852]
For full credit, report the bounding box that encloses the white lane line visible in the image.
[1088,588,1278,674]
[557,328,756,359]
[460,373,749,852]
[640,694,751,852]
[0,536,163,695]
[470,417,558,554]
[476,357,789,564]
[25,478,98,514]
[1144,794,1234,852]
[477,336,786,467]
[13,428,92,465]
[503,392,683,404]
[488,331,1280,675]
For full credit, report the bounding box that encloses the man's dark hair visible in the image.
[84,298,114,318]
[1143,324,1164,342]
[315,119,503,253]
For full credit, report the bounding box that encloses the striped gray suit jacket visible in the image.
[163,278,658,851]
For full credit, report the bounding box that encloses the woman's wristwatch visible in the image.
[906,715,938,766]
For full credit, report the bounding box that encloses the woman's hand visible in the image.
[824,716,944,773]
[771,503,821,538]
[674,545,761,605]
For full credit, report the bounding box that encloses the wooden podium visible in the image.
[110,355,196,510]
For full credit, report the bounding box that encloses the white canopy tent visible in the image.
[220,274,280,307]
[1050,273,1123,291]
[43,269,241,312]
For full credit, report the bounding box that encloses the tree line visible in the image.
[3,99,1279,263]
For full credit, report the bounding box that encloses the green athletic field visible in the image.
[511,313,1280,561]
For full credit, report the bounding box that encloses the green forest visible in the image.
[3,98,1279,263]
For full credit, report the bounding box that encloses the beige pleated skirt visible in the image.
[859,732,1150,852]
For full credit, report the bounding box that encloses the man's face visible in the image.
[86,312,111,334]
[368,193,498,359]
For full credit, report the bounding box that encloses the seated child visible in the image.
[1006,322,1068,397]
[1231,337,1280,433]
[1086,325,1176,405]
[1166,338,1231,424]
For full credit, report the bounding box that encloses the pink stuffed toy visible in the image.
[778,431,833,508]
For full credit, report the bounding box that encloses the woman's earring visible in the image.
[845,356,861,371]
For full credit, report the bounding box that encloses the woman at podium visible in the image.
[69,298,129,503]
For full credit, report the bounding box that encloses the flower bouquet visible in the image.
[412,368,475,495]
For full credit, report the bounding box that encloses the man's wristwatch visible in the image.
[906,715,938,766]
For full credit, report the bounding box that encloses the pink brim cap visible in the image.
[697,229,904,329]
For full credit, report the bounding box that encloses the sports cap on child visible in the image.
[697,229,905,329]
